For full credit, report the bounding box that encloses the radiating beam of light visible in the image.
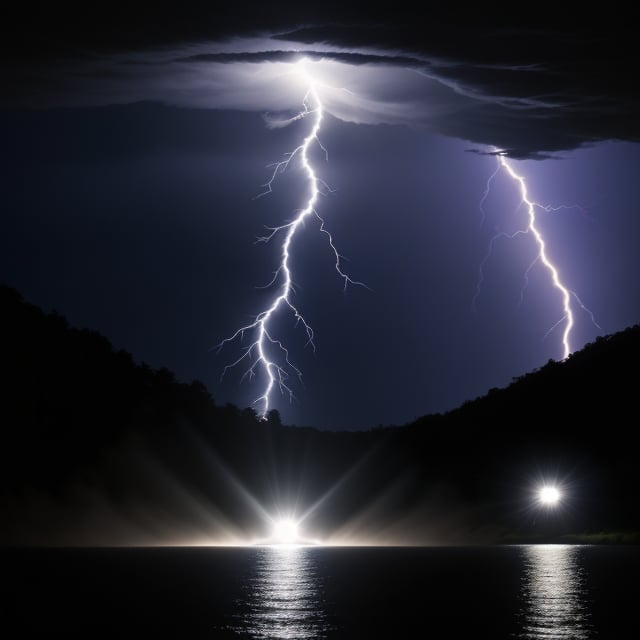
[474,152,600,359]
[217,59,365,420]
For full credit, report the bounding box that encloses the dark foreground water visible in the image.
[2,545,639,638]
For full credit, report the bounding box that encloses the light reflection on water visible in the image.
[233,546,330,639]
[517,545,593,639]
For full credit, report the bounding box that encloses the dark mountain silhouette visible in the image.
[1,283,638,545]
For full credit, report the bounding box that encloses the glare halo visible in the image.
[538,485,561,506]
[271,518,300,544]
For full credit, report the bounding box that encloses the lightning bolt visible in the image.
[474,151,600,359]
[217,60,364,420]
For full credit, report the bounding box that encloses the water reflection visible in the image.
[517,545,593,639]
[235,546,329,639]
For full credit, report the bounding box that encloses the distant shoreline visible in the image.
[498,532,640,545]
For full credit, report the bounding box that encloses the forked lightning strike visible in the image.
[475,152,599,359]
[218,61,363,420]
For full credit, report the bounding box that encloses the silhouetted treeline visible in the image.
[1,283,638,545]
[0,285,393,543]
[405,324,640,534]
[1,284,237,487]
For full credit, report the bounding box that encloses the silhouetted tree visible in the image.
[266,408,282,427]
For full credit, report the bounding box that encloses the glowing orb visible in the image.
[272,519,300,544]
[538,486,561,506]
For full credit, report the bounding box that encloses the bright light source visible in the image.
[538,485,561,506]
[272,518,300,544]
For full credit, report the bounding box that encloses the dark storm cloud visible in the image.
[275,20,639,158]
[2,4,637,156]
[175,50,423,68]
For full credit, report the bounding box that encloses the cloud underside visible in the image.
[2,9,637,159]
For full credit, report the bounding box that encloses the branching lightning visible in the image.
[474,151,600,359]
[217,60,364,420]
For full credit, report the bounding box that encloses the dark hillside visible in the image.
[2,284,638,545]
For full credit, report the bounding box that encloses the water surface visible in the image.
[2,545,638,638]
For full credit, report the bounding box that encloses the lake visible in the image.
[3,545,638,637]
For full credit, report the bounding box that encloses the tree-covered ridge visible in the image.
[2,283,638,545]
[442,323,640,426]
[1,284,259,488]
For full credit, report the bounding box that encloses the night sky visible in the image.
[2,5,639,429]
